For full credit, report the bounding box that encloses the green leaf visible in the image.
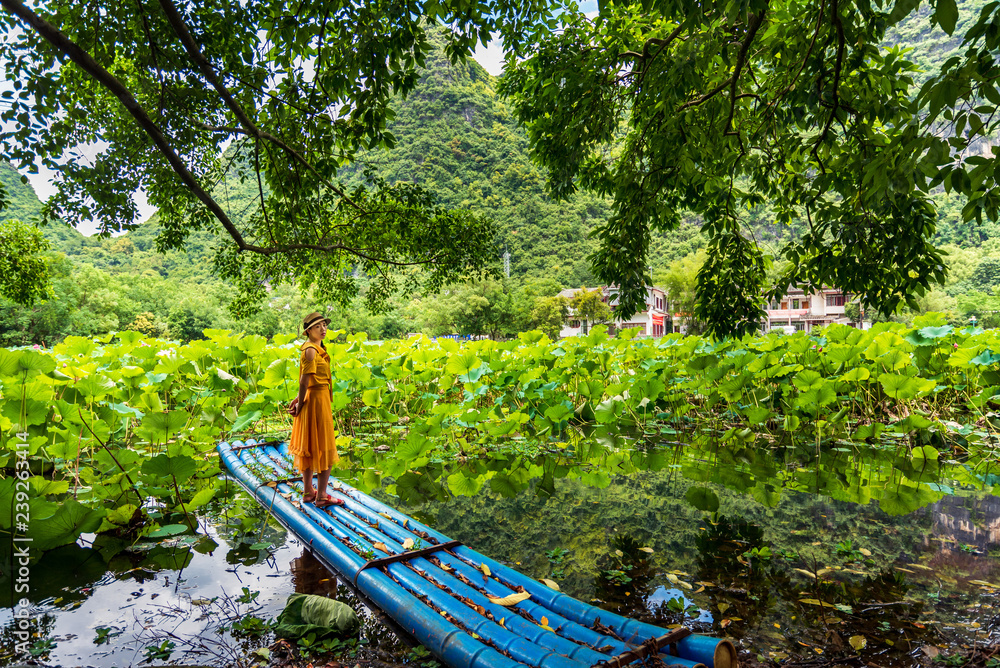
[447,471,483,497]
[141,454,198,484]
[137,410,188,443]
[76,374,116,399]
[684,486,720,512]
[362,388,383,407]
[878,483,939,515]
[935,0,958,34]
[970,349,1000,366]
[261,358,294,388]
[185,486,216,509]
[397,432,432,460]
[27,499,105,551]
[445,352,481,376]
[148,523,190,538]
[17,350,55,374]
[231,408,263,433]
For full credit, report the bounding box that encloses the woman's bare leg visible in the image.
[302,468,314,500]
[317,469,330,496]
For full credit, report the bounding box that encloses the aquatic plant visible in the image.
[1,316,998,557]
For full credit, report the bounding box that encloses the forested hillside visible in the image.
[2,10,1000,344]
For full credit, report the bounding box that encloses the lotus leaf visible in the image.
[231,408,262,433]
[141,454,198,484]
[16,350,56,374]
[260,358,294,388]
[447,471,484,496]
[685,486,721,512]
[27,499,105,551]
[878,483,939,516]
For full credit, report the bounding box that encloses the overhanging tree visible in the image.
[0,0,557,314]
[499,0,975,336]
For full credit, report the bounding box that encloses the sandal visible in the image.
[302,491,317,503]
[314,495,344,509]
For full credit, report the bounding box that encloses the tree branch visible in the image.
[0,0,252,250]
[156,0,363,212]
[811,0,845,171]
[724,8,767,134]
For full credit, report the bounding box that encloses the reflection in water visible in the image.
[4,429,998,666]
[929,494,1000,550]
[290,550,341,597]
[410,454,999,667]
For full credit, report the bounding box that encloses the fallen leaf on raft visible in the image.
[379,512,392,520]
[540,616,554,632]
[481,563,491,577]
[373,542,388,552]
[265,481,277,488]
[487,592,531,606]
[539,578,560,591]
[402,538,414,550]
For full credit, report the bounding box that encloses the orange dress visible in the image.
[288,341,339,473]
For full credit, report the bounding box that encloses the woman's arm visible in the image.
[288,348,317,417]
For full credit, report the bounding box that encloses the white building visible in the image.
[764,286,854,333]
[558,286,669,338]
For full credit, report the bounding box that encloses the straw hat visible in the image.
[301,311,331,334]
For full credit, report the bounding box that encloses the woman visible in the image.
[287,312,342,508]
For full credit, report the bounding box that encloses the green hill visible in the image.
[333,34,611,285]
[0,162,42,222]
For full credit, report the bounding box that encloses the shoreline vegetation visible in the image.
[3,317,998,554]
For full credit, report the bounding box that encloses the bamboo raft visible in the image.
[218,439,738,668]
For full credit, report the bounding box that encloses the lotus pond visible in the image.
[1,318,999,666]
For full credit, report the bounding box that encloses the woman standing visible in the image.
[287,312,342,508]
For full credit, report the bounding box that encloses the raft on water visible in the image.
[218,439,738,668]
